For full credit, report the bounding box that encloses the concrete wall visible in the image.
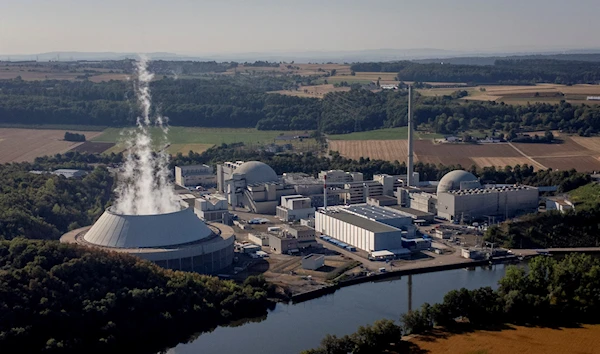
[438,187,538,221]
[315,211,375,252]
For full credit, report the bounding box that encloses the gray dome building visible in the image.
[61,206,234,274]
[437,170,481,195]
[233,161,278,184]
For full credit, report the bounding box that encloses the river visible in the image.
[169,264,511,354]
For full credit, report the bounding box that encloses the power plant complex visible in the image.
[62,85,541,273]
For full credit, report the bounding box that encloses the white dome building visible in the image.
[217,160,297,214]
[437,170,481,195]
[233,161,278,185]
[61,206,234,274]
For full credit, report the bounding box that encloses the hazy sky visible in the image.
[2,0,599,55]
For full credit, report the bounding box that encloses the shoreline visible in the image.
[291,254,522,303]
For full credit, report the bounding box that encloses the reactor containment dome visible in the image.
[234,161,278,184]
[61,206,234,274]
[437,170,481,195]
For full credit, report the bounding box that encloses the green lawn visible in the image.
[92,127,313,145]
[327,127,442,140]
[567,183,600,209]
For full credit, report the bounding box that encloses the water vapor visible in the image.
[113,56,179,215]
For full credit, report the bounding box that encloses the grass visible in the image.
[92,127,314,145]
[567,183,600,209]
[0,123,107,132]
[327,127,443,140]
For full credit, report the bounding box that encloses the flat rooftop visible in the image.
[303,254,324,261]
[445,185,537,195]
[345,204,411,221]
[320,210,399,233]
[388,206,433,217]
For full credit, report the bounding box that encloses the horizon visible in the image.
[2,0,599,56]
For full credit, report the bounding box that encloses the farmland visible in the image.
[419,83,600,105]
[330,136,600,172]
[0,128,103,163]
[328,127,442,140]
[93,127,318,154]
[408,324,600,354]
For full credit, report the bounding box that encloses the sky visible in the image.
[1,0,599,55]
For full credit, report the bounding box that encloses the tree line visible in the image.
[305,254,600,353]
[350,59,600,84]
[63,131,86,142]
[3,75,600,135]
[0,238,277,354]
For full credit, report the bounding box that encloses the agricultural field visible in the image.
[328,127,442,140]
[225,63,350,76]
[0,128,103,163]
[69,141,115,154]
[408,324,600,354]
[419,83,600,105]
[93,127,318,155]
[330,135,600,172]
[269,84,350,98]
[0,63,129,81]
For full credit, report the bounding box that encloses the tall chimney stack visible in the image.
[407,85,414,187]
[323,175,328,209]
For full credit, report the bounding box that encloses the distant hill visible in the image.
[414,53,600,66]
[3,48,600,64]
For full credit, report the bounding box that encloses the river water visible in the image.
[169,264,510,354]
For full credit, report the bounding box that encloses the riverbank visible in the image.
[291,254,522,303]
[407,324,600,354]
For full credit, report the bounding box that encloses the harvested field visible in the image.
[330,136,600,172]
[270,84,350,98]
[535,156,600,172]
[471,157,543,170]
[69,141,115,154]
[329,140,409,162]
[513,137,592,157]
[0,128,103,163]
[570,136,600,153]
[408,324,600,354]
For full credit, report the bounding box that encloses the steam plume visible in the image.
[113,56,179,215]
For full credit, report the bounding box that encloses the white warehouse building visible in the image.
[315,205,417,255]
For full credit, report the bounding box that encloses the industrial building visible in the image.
[276,195,316,221]
[302,254,325,270]
[60,204,234,274]
[318,170,363,183]
[217,161,294,214]
[315,204,419,256]
[436,170,539,221]
[174,164,216,187]
[194,194,231,224]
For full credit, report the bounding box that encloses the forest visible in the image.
[350,59,600,84]
[0,161,114,241]
[2,74,600,135]
[0,238,277,354]
[304,254,600,353]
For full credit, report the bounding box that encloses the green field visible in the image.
[567,183,600,209]
[0,123,107,131]
[327,127,442,140]
[93,127,317,154]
